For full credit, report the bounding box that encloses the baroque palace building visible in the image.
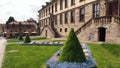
[38,0,120,43]
[4,18,38,38]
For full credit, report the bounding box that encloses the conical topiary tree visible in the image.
[59,28,87,62]
[18,35,23,41]
[24,34,31,43]
[15,33,19,38]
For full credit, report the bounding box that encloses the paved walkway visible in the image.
[0,37,7,68]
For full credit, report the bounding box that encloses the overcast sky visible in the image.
[0,0,50,23]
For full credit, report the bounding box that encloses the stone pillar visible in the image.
[99,0,107,16]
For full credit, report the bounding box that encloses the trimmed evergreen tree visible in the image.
[15,33,19,38]
[59,28,87,62]
[24,34,31,43]
[18,35,23,41]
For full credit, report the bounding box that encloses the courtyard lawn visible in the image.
[88,43,120,68]
[2,44,61,68]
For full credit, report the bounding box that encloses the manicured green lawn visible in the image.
[2,44,61,68]
[88,43,120,68]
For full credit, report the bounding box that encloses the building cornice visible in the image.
[38,0,56,12]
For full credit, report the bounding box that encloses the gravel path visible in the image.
[0,38,7,68]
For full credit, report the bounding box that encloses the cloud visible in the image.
[0,0,50,23]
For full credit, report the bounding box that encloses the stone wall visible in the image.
[77,17,120,44]
[99,0,106,16]
[105,18,120,43]
[54,3,94,37]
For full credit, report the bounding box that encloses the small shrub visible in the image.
[18,35,23,41]
[24,34,31,43]
[15,34,19,38]
[59,28,87,62]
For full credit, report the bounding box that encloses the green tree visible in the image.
[18,35,24,41]
[59,28,87,62]
[24,34,31,43]
[15,33,19,38]
[6,16,15,24]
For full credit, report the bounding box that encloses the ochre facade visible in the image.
[38,0,120,43]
